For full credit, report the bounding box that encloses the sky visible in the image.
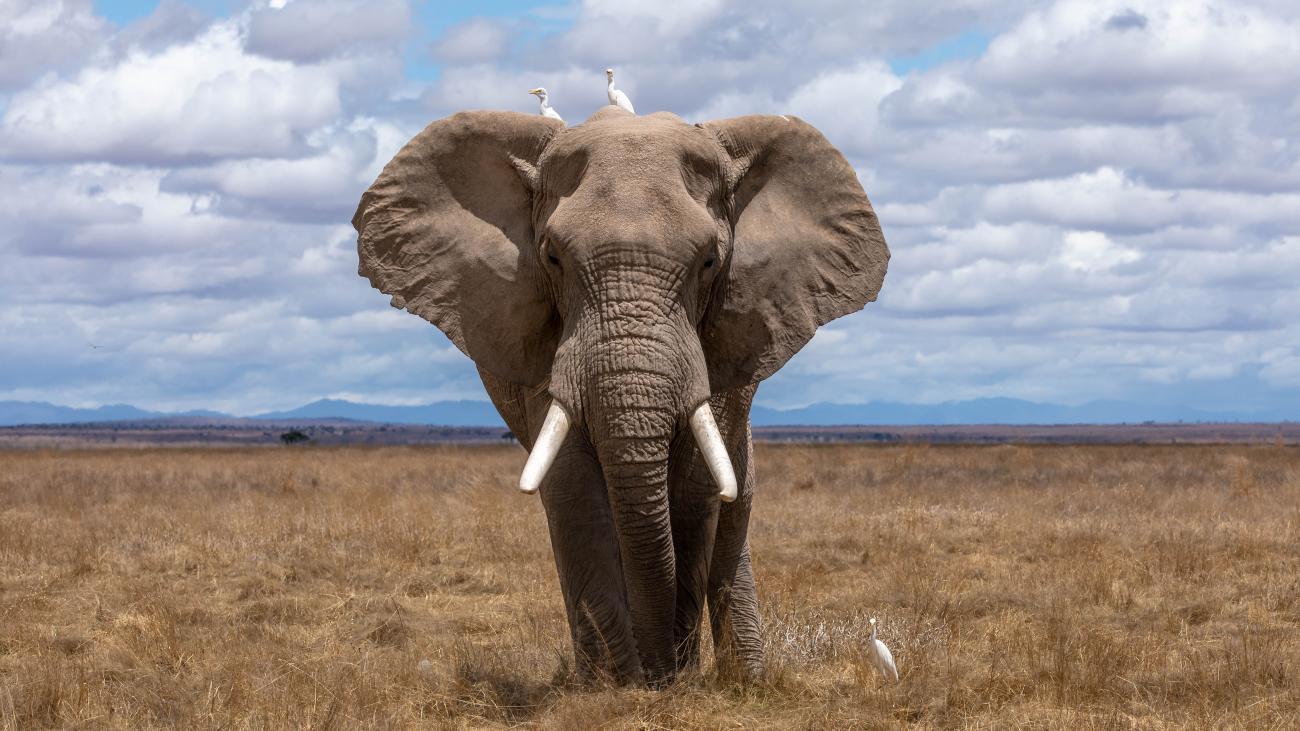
[1,0,1298,416]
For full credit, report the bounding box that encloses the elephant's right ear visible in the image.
[353,111,564,387]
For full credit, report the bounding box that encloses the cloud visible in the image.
[977,0,1300,95]
[1104,8,1150,30]
[779,63,902,156]
[555,0,727,62]
[0,0,107,90]
[110,0,208,54]
[244,0,411,62]
[0,165,143,258]
[979,168,1300,233]
[431,18,512,63]
[0,20,343,164]
[158,119,399,224]
[516,0,1039,122]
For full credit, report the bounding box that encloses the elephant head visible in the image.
[353,107,888,683]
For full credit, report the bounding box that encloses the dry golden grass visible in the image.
[1,443,1297,729]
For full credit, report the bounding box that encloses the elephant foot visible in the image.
[571,666,677,690]
[572,652,642,687]
[710,623,764,685]
[571,635,678,689]
[673,628,704,676]
[720,654,765,685]
[570,607,645,687]
[642,670,674,690]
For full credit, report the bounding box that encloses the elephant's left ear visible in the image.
[352,112,563,387]
[698,115,889,393]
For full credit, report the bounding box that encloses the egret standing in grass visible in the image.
[605,68,635,115]
[867,617,899,682]
[528,87,564,123]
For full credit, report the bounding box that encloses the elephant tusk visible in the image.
[690,403,738,502]
[519,402,570,494]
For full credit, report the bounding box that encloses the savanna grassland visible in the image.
[1,443,1297,729]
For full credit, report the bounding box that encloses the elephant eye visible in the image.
[542,241,561,267]
[703,257,715,269]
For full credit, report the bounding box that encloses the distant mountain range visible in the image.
[753,397,1293,425]
[0,401,228,426]
[0,397,1291,428]
[255,398,504,426]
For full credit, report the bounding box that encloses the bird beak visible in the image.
[528,88,542,95]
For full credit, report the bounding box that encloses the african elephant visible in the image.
[352,106,888,685]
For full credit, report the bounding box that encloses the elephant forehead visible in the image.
[547,180,718,255]
[544,116,725,183]
[540,118,724,249]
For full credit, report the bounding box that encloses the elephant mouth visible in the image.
[518,399,737,502]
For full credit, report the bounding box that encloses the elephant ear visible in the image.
[698,115,889,392]
[353,111,564,387]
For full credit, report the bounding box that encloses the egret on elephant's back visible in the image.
[528,87,563,123]
[606,68,635,114]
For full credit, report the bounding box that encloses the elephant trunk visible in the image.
[575,298,705,680]
[531,250,737,684]
[589,370,679,683]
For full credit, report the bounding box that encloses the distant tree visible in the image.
[280,429,310,445]
[501,430,516,442]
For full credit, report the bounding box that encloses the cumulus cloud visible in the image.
[978,0,1300,94]
[0,0,106,90]
[431,18,512,63]
[110,0,208,54]
[244,0,411,62]
[0,21,342,164]
[159,119,397,223]
[1105,8,1150,31]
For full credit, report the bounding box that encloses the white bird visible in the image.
[528,87,564,123]
[605,68,635,115]
[867,617,899,682]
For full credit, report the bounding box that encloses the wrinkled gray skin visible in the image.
[353,106,888,686]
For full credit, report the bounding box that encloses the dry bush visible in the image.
[0,443,1297,728]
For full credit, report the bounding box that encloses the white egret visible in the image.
[528,88,564,123]
[867,617,899,682]
[605,68,635,115]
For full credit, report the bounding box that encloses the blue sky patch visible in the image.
[889,30,991,74]
[96,0,238,24]
[95,0,162,25]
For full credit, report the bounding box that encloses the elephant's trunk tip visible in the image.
[519,402,570,494]
[690,403,738,502]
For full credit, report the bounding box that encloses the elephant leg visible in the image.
[540,436,643,684]
[706,389,763,680]
[708,528,763,680]
[667,433,720,673]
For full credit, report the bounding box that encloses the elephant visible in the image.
[352,106,889,686]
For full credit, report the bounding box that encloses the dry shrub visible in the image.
[0,443,1297,728]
